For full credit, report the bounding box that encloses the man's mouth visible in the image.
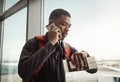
[63,32,68,37]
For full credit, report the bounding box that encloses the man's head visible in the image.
[49,9,71,21]
[48,9,71,40]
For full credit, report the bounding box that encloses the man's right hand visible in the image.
[47,23,62,45]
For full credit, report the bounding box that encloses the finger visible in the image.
[55,28,62,39]
[76,54,81,69]
[76,53,82,67]
[48,23,59,32]
[77,54,85,70]
[81,50,90,57]
[55,28,61,34]
[80,53,87,67]
[50,26,58,31]
[79,53,88,68]
[49,27,61,38]
[80,51,88,65]
[71,54,76,65]
[73,54,80,69]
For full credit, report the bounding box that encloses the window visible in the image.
[44,0,120,60]
[1,8,27,82]
[5,0,20,10]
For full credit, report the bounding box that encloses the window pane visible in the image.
[5,0,20,10]
[1,8,27,82]
[44,0,120,60]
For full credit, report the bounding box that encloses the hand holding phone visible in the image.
[46,23,62,45]
[46,23,56,31]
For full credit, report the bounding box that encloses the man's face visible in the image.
[54,15,71,40]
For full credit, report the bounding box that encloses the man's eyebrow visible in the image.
[62,22,71,27]
[63,22,71,25]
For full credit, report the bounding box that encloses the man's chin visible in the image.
[61,36,66,40]
[59,37,64,40]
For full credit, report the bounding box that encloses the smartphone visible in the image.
[46,22,62,40]
[46,22,56,31]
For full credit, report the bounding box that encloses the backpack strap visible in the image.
[35,36,46,77]
[36,35,71,59]
[63,42,71,59]
[35,36,46,48]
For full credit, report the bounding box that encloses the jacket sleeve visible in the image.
[70,46,78,57]
[18,38,56,79]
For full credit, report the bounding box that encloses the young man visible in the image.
[18,8,97,82]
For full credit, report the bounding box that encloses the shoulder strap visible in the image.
[63,42,71,59]
[35,36,46,48]
[34,36,46,77]
[36,36,71,59]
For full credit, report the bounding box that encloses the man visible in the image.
[18,8,97,82]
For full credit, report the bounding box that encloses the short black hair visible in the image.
[49,9,71,20]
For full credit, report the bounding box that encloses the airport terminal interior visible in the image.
[0,0,120,82]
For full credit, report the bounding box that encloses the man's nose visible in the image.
[65,26,70,31]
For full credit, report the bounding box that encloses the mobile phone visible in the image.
[46,22,62,40]
[46,22,56,31]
